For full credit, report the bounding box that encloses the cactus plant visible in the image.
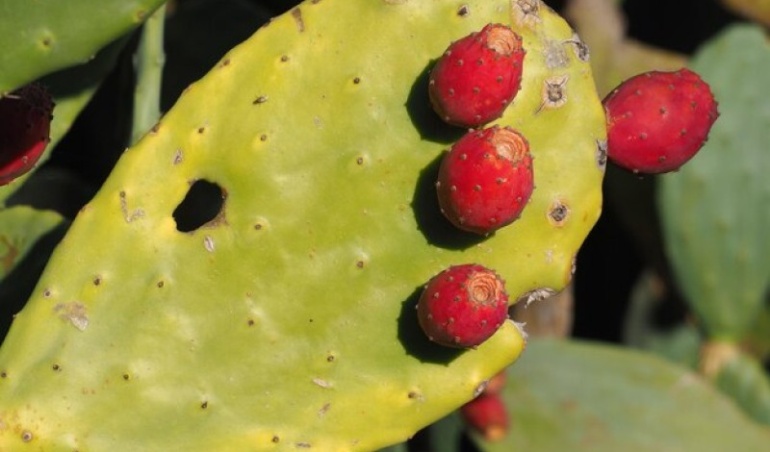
[562,0,688,299]
[657,22,770,425]
[0,36,134,323]
[0,0,605,449]
[658,24,770,342]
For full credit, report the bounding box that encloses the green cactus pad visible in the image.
[0,206,63,281]
[474,339,770,451]
[0,0,166,94]
[0,0,604,449]
[658,24,770,340]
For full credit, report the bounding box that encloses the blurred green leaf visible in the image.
[623,271,701,369]
[658,24,770,339]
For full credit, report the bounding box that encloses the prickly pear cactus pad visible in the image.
[658,24,770,340]
[0,0,605,450]
[0,0,166,94]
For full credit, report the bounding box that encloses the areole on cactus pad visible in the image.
[0,0,605,450]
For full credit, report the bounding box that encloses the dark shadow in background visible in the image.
[623,0,742,54]
[572,203,642,342]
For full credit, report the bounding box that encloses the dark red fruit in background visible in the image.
[417,264,509,349]
[460,393,510,442]
[429,23,525,128]
[603,68,718,174]
[0,83,54,186]
[437,126,534,235]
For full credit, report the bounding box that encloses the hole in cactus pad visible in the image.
[173,180,226,232]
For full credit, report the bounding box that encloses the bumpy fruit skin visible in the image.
[0,84,53,185]
[437,126,534,235]
[603,68,719,174]
[460,393,510,442]
[429,23,525,128]
[417,264,509,348]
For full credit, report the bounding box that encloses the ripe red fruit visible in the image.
[603,68,719,174]
[437,126,534,235]
[417,264,509,348]
[0,83,54,186]
[429,23,525,128]
[460,393,510,442]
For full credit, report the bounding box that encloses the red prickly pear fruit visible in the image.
[603,68,719,174]
[417,264,509,349]
[0,83,54,186]
[429,23,525,128]
[436,126,534,235]
[460,393,510,442]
